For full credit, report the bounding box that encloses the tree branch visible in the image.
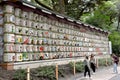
[34,0,53,10]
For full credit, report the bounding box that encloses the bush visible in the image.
[32,66,56,80]
[98,58,107,66]
[69,61,84,73]
[107,58,112,66]
[98,58,113,66]
[12,69,27,80]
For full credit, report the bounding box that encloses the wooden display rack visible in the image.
[0,62,14,70]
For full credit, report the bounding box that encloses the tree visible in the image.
[109,31,120,55]
[26,0,109,20]
[83,1,120,55]
[114,0,120,30]
[83,1,117,31]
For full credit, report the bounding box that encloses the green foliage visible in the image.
[13,69,27,80]
[98,58,112,66]
[84,1,117,31]
[69,61,84,73]
[33,66,56,80]
[98,58,106,66]
[37,0,53,9]
[107,58,113,65]
[109,31,120,55]
[65,0,109,20]
[26,0,110,20]
[75,62,84,72]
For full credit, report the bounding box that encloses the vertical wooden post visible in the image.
[27,67,30,80]
[73,61,76,75]
[106,58,108,66]
[96,59,99,68]
[56,64,58,80]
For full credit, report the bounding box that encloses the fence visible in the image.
[25,58,112,80]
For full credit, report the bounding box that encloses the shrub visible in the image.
[107,58,112,66]
[32,66,56,80]
[12,69,27,80]
[98,58,106,66]
[69,61,84,73]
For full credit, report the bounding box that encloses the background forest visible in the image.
[25,0,120,55]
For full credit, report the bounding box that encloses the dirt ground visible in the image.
[0,67,15,80]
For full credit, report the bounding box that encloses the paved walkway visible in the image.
[59,66,120,80]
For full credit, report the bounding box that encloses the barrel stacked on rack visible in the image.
[2,4,109,63]
[0,5,3,62]
[4,5,16,62]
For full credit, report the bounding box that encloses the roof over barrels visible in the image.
[0,0,109,35]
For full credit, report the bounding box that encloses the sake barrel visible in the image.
[28,53,33,60]
[43,23,47,30]
[69,52,73,58]
[23,44,27,52]
[22,52,29,61]
[28,20,32,28]
[0,16,3,25]
[33,22,38,29]
[28,12,33,20]
[15,26,22,34]
[30,21,34,28]
[39,46,44,52]
[15,53,22,61]
[3,53,15,62]
[15,44,23,52]
[26,45,33,52]
[38,30,42,37]
[47,46,51,51]
[0,27,3,35]
[26,20,29,27]
[15,17,21,26]
[33,29,37,36]
[15,8,21,17]
[35,53,40,60]
[28,28,34,36]
[0,46,3,56]
[21,11,28,19]
[32,53,36,60]
[38,38,42,45]
[4,43,15,52]
[4,23,15,33]
[43,31,49,37]
[32,45,38,52]
[21,19,27,27]
[4,33,15,43]
[52,33,55,38]
[44,46,48,51]
[4,5,14,13]
[15,35,22,43]
[33,37,37,45]
[4,14,15,23]
[51,46,55,52]
[39,15,43,22]
[49,52,52,59]
[48,39,51,45]
[44,53,49,59]
[0,6,3,14]
[22,36,29,44]
[28,37,32,44]
[33,13,39,21]
[42,38,46,44]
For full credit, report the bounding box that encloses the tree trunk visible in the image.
[59,0,65,14]
[117,13,120,31]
